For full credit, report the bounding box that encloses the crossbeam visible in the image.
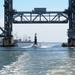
[13,11,68,24]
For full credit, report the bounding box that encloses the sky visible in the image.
[0,0,69,42]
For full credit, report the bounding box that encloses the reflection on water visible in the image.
[0,43,75,75]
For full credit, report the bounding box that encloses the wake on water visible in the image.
[0,43,75,75]
[0,43,74,75]
[0,43,61,75]
[22,43,56,49]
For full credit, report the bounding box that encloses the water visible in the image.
[0,42,75,75]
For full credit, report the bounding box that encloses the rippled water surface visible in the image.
[0,42,75,75]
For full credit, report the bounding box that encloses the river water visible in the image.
[0,42,75,75]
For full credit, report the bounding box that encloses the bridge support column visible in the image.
[3,36,15,47]
[67,0,75,47]
[68,29,75,47]
[62,0,75,47]
[68,38,75,46]
[1,0,17,47]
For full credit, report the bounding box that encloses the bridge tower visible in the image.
[68,0,75,46]
[3,0,15,46]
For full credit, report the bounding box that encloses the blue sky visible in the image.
[13,0,68,11]
[0,0,68,42]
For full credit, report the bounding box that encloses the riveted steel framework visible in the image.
[4,0,13,44]
[13,11,68,24]
[68,0,75,46]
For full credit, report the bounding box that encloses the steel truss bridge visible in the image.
[0,0,75,47]
[13,11,68,24]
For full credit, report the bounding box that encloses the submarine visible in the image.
[32,33,38,47]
